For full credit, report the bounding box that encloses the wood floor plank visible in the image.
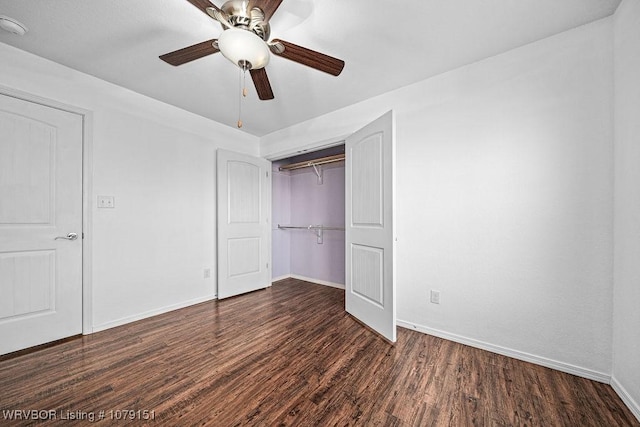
[0,278,637,426]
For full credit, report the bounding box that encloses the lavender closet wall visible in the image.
[272,160,345,286]
[271,167,292,280]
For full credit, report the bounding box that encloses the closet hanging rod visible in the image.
[277,224,345,231]
[278,154,345,171]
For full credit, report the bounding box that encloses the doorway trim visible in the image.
[0,84,94,335]
[263,135,350,162]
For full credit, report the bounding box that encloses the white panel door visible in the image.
[346,111,396,342]
[0,94,83,355]
[217,149,271,299]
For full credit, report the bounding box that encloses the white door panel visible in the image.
[217,150,270,299]
[346,111,396,342]
[0,94,83,355]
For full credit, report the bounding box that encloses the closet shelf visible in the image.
[278,154,345,171]
[277,224,345,231]
[277,224,345,244]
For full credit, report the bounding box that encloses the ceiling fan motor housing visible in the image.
[221,0,270,41]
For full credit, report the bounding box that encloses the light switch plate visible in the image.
[97,195,115,208]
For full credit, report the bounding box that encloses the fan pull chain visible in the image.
[243,69,248,97]
[237,61,250,128]
[237,66,243,128]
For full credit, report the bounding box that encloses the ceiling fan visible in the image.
[159,0,345,102]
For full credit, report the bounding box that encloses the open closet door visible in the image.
[345,111,396,342]
[217,149,271,299]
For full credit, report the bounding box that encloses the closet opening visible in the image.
[271,144,346,289]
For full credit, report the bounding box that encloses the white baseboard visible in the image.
[611,376,640,422]
[92,294,217,333]
[397,319,610,383]
[277,274,345,290]
[271,275,291,283]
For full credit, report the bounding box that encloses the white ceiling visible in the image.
[0,0,621,136]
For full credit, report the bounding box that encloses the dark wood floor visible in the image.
[0,278,637,426]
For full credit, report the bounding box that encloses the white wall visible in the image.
[0,42,259,331]
[261,19,614,379]
[612,0,640,420]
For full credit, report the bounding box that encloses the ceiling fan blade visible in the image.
[185,0,222,16]
[159,39,219,66]
[248,0,283,22]
[250,68,275,100]
[270,39,345,76]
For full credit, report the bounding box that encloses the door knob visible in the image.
[55,232,78,241]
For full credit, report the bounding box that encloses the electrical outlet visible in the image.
[430,290,440,304]
[204,268,211,279]
[97,195,115,208]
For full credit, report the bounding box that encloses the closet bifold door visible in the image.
[216,149,271,299]
[345,111,396,342]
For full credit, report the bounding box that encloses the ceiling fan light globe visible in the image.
[218,28,270,70]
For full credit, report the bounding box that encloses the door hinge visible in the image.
[266,171,269,178]
[266,263,269,269]
[82,232,85,239]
